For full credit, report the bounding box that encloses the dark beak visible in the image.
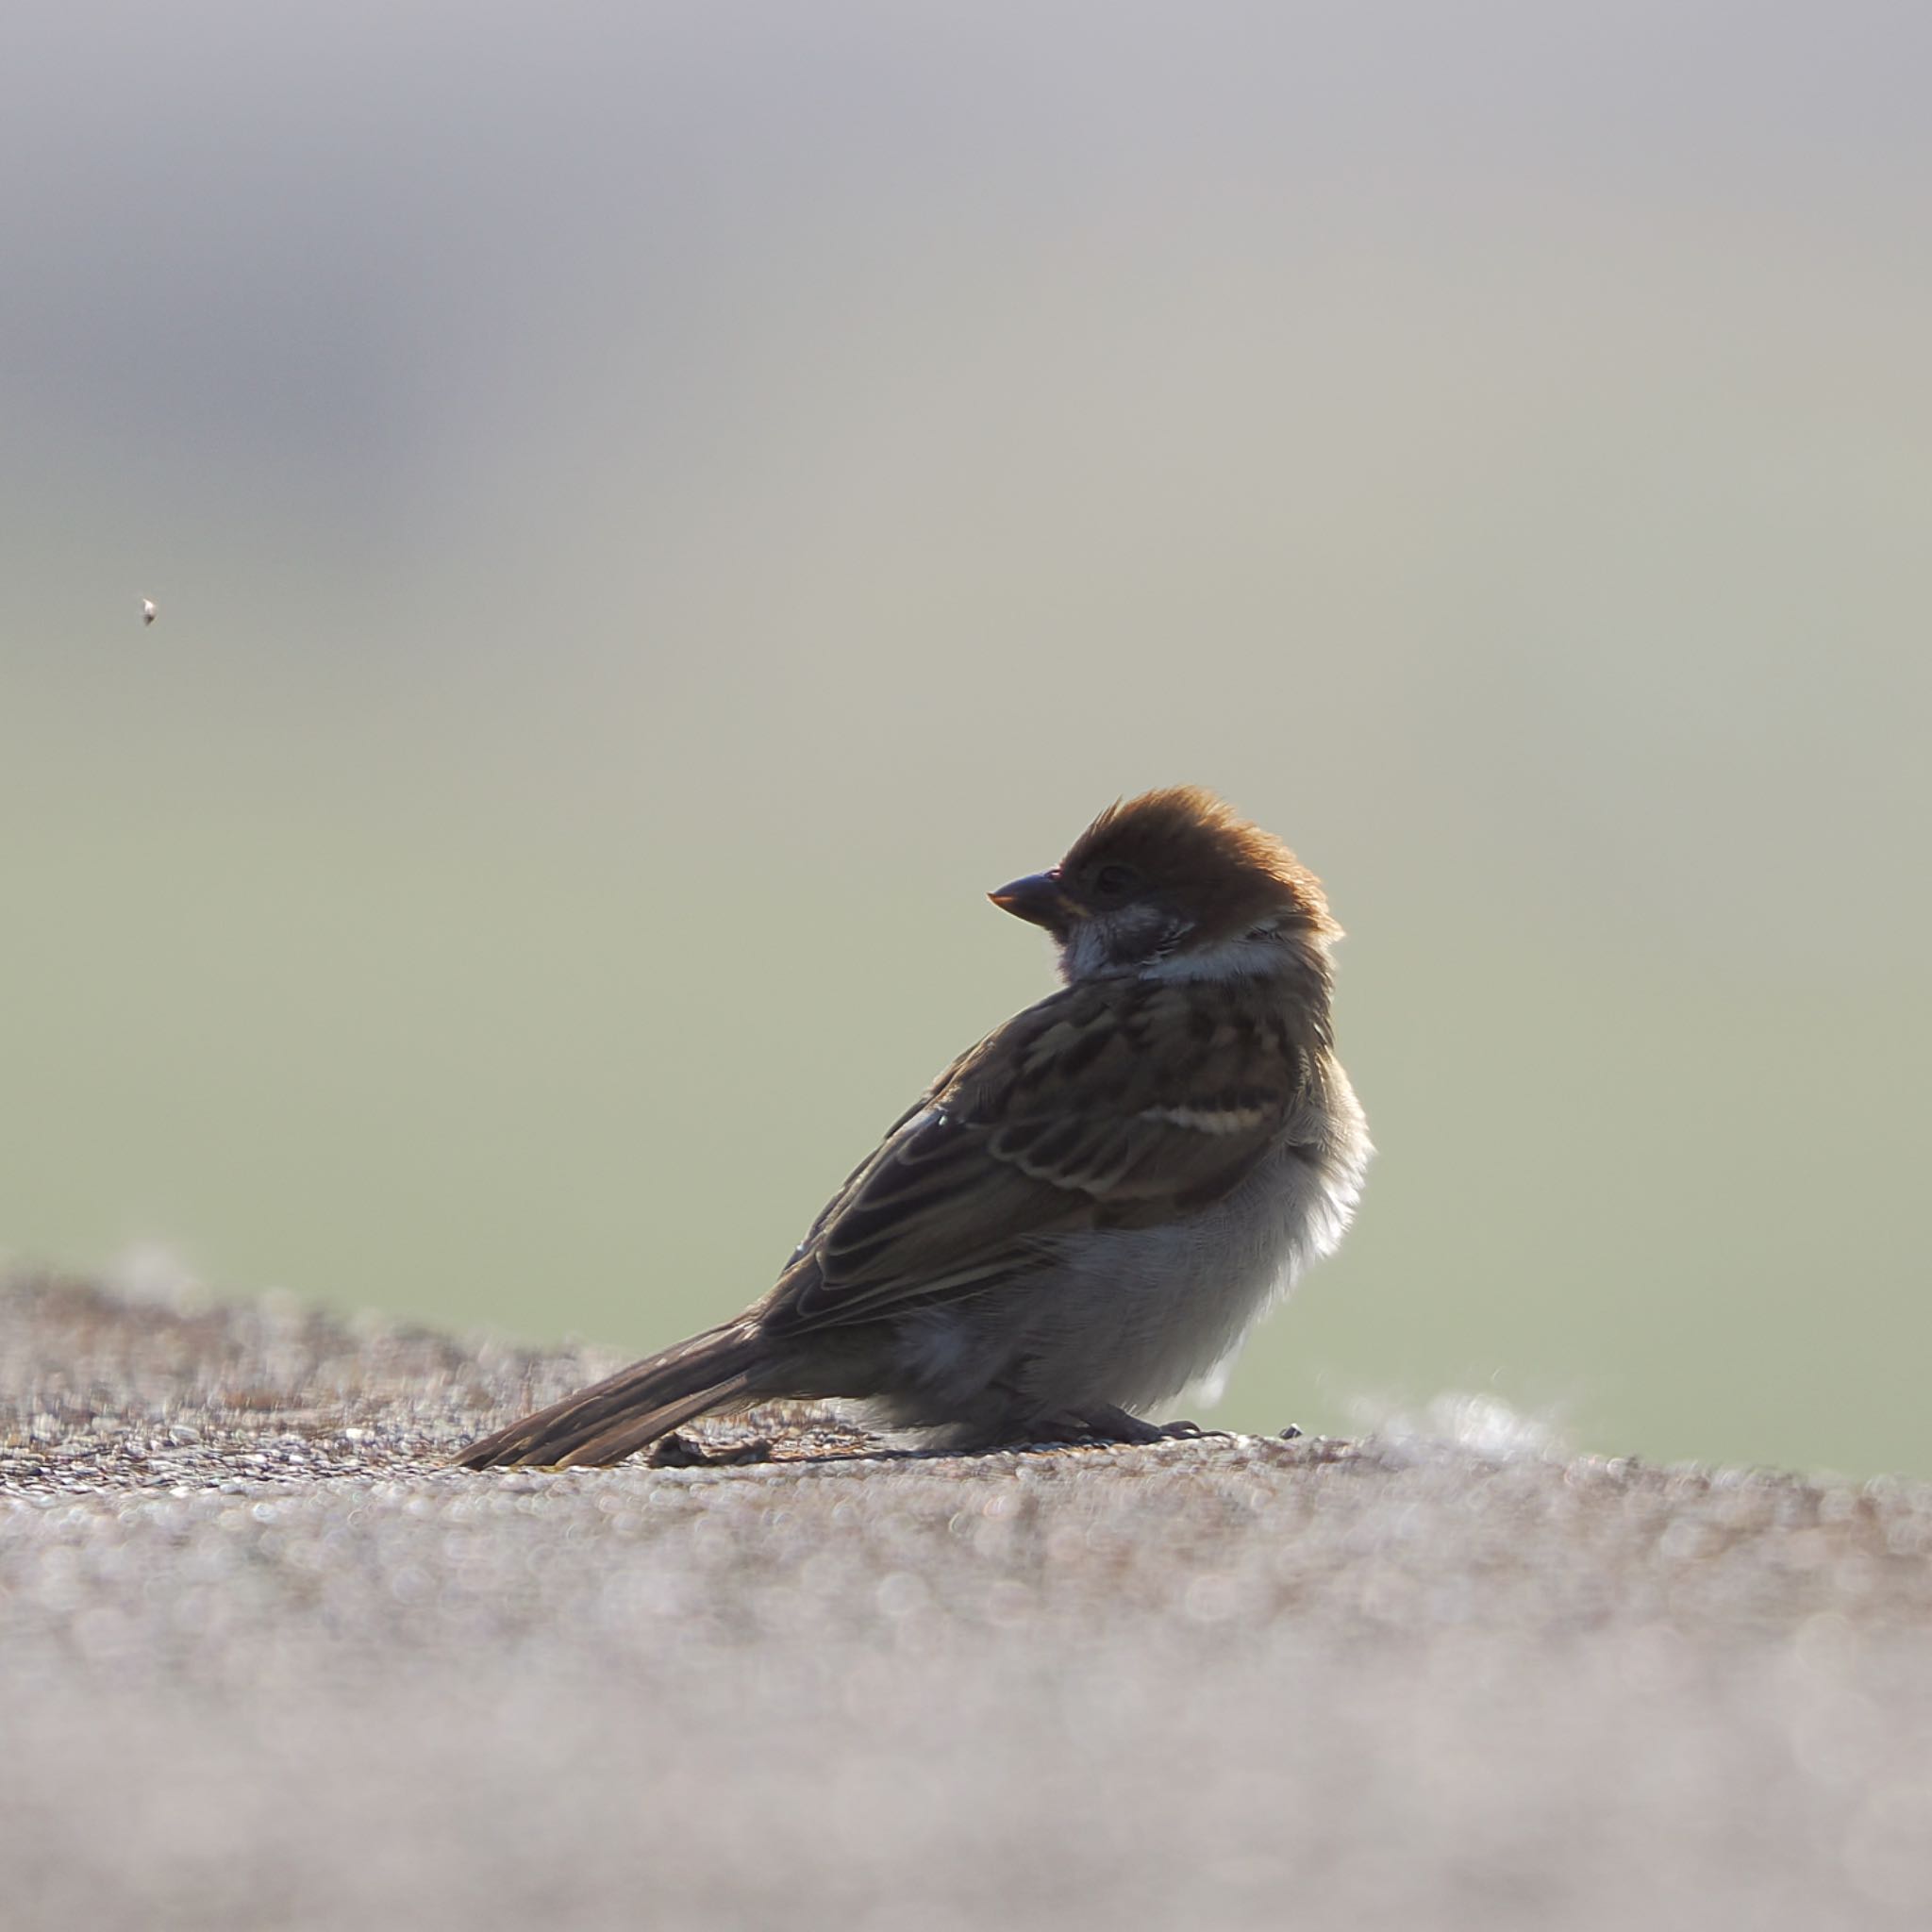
[988,870,1079,932]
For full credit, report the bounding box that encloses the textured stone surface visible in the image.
[4,1274,1931,1930]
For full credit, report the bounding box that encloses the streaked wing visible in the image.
[782,1044,976,1265]
[771,976,1316,1330]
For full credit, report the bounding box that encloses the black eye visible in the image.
[1092,863,1138,901]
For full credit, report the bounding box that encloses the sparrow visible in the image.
[456,786,1370,1468]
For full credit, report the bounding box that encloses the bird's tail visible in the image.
[453,1322,765,1469]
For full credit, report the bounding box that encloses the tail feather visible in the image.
[454,1323,763,1469]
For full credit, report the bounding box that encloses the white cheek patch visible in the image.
[1059,925,1117,983]
[1138,1104,1273,1136]
[1059,907,1178,983]
[1137,934,1288,982]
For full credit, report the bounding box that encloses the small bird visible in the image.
[142,599,157,626]
[456,787,1370,1468]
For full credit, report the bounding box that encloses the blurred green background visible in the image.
[3,4,1927,1475]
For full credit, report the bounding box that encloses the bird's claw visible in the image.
[650,1431,774,1468]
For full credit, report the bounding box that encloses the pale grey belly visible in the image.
[885,1120,1367,1434]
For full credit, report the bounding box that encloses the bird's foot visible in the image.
[650,1430,774,1468]
[1032,1405,1227,1448]
[1150,1417,1216,1441]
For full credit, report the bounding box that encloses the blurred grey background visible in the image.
[3,3,1926,1476]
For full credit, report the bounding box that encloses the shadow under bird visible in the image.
[456,786,1370,1469]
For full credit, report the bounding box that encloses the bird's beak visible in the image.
[988,870,1080,931]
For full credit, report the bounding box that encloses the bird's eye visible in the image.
[1092,863,1138,900]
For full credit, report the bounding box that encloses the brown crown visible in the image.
[1061,786,1341,943]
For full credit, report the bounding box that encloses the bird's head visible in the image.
[989,786,1341,983]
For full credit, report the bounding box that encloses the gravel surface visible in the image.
[5,1273,1931,1931]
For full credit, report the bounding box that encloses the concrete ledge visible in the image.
[5,1275,1931,1930]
